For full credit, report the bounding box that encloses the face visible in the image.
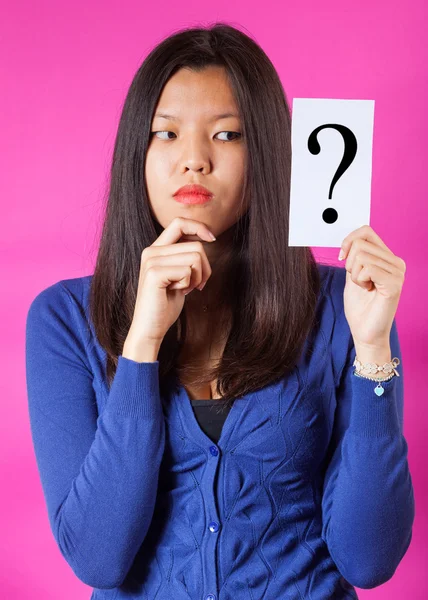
[144,66,247,243]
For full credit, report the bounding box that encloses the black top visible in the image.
[190,399,232,443]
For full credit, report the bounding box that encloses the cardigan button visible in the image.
[209,445,219,456]
[205,595,216,600]
[208,521,220,533]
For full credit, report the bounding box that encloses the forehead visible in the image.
[153,67,240,121]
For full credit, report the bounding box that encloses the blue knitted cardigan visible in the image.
[25,264,415,600]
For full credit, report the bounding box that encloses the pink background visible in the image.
[2,1,426,598]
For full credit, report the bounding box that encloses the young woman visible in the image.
[26,23,414,600]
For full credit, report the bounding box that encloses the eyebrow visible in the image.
[153,112,239,123]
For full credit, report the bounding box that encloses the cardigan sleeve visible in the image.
[25,281,165,589]
[321,279,415,589]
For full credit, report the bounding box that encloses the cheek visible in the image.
[219,152,245,189]
[145,149,170,182]
[144,154,171,213]
[144,154,166,220]
[227,153,245,190]
[224,147,245,170]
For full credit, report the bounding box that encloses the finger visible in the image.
[152,216,216,247]
[348,263,375,291]
[350,251,397,291]
[144,241,212,289]
[340,225,391,260]
[345,241,400,275]
[145,264,193,292]
[349,263,402,295]
[146,251,204,291]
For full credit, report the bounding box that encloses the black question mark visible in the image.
[308,124,357,224]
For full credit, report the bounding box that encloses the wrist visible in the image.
[122,337,161,363]
[354,344,392,365]
[353,344,393,380]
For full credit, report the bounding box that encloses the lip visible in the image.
[173,184,214,204]
[174,194,213,205]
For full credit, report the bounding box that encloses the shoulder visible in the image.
[26,275,93,331]
[28,275,92,305]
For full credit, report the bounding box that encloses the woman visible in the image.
[26,23,414,600]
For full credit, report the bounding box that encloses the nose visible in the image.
[182,160,209,174]
[180,138,211,174]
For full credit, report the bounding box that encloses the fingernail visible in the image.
[209,232,216,241]
[338,249,345,261]
[197,281,206,291]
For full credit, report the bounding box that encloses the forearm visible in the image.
[322,354,414,588]
[323,422,414,588]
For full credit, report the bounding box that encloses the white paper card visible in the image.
[288,98,375,247]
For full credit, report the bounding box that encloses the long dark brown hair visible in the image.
[89,22,323,409]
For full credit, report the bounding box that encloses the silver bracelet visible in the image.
[353,356,400,396]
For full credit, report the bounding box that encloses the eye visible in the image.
[150,131,176,140]
[215,131,242,142]
[149,131,242,142]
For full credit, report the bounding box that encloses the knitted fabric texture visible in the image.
[25,264,415,599]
